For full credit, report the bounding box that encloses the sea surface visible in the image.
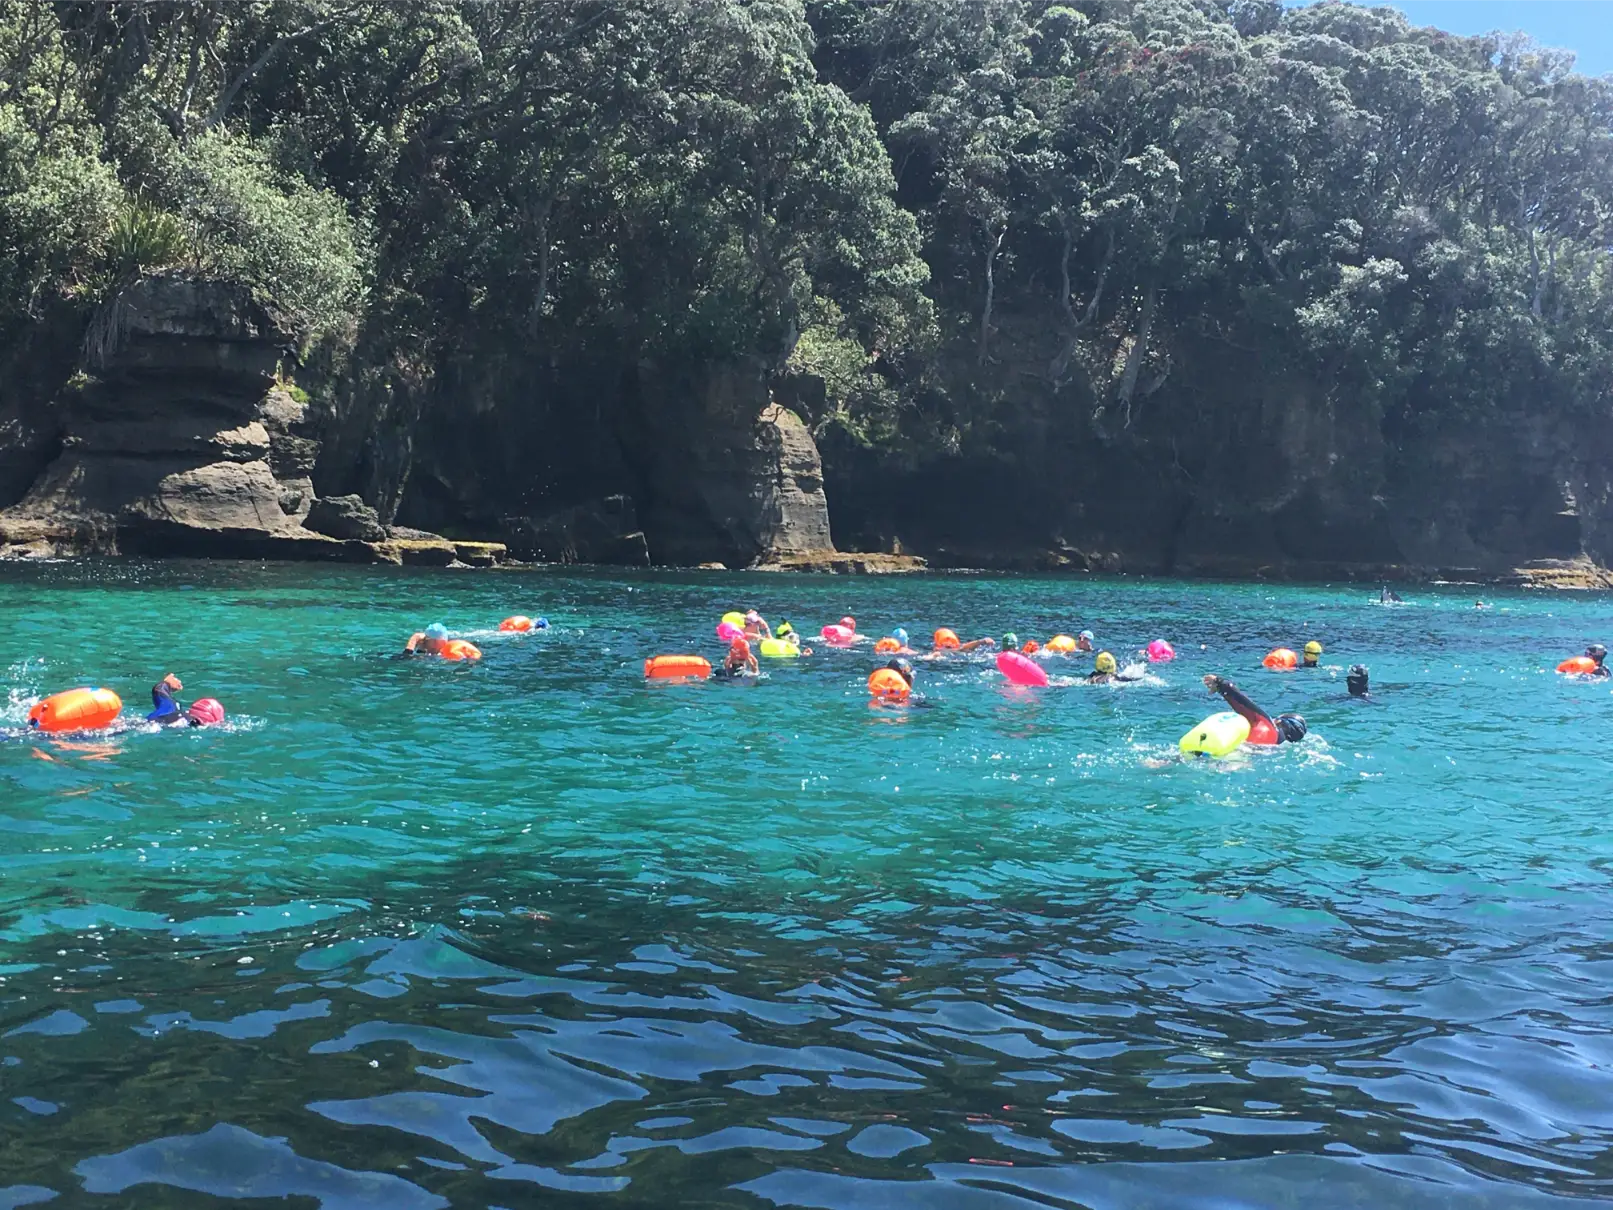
[2,561,1612,1209]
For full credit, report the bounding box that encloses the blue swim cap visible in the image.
[893,628,908,646]
[425,623,448,641]
[1079,630,1094,641]
[535,617,550,629]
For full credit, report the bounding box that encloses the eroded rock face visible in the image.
[500,495,649,565]
[0,274,328,557]
[619,361,837,565]
[306,494,385,541]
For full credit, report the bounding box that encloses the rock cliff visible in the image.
[0,275,334,558]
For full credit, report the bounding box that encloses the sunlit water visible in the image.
[2,561,1612,1208]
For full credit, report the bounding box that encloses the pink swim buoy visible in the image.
[1147,639,1175,663]
[821,624,855,646]
[996,650,1050,687]
[716,621,744,643]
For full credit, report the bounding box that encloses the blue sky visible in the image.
[1346,1,1613,75]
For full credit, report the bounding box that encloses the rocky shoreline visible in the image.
[3,273,1611,588]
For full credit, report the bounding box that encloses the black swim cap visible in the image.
[1276,713,1308,743]
[889,657,914,685]
[1588,643,1607,661]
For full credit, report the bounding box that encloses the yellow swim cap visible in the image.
[1095,651,1117,674]
[1304,641,1323,656]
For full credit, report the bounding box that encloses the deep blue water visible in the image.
[2,561,1612,1208]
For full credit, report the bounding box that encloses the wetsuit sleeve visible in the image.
[1214,680,1272,730]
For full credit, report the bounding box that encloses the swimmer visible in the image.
[877,627,918,654]
[1085,651,1143,684]
[868,657,922,703]
[724,636,759,676]
[1379,585,1403,604]
[1347,663,1373,699]
[743,609,773,641]
[1584,643,1610,678]
[1202,674,1307,744]
[1076,630,1095,652]
[1302,640,1323,668]
[404,622,451,656]
[775,619,795,639]
[1474,600,1489,610]
[146,673,186,725]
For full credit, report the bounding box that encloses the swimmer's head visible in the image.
[1347,664,1370,696]
[1588,643,1608,664]
[892,627,909,647]
[1079,630,1094,642]
[1303,640,1323,664]
[1095,651,1117,675]
[1276,713,1308,743]
[425,623,448,642]
[888,657,914,687]
[535,617,549,629]
[745,610,762,623]
[161,673,182,691]
[729,637,752,656]
[840,616,856,631]
[1001,633,1019,652]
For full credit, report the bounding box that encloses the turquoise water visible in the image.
[2,561,1612,1208]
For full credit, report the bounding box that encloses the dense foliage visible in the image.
[2,0,1610,455]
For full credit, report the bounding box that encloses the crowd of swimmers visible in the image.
[23,597,1612,744]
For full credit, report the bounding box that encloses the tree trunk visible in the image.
[977,221,1007,367]
[1117,285,1158,427]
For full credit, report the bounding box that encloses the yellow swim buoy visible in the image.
[1179,711,1251,757]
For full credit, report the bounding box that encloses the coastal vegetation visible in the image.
[1,0,1610,569]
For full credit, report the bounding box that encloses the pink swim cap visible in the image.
[187,698,225,726]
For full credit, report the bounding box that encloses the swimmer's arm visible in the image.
[957,638,995,651]
[1204,676,1271,728]
[404,632,424,653]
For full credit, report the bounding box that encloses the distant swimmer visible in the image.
[1203,674,1307,744]
[743,610,773,641]
[1303,641,1323,668]
[775,619,796,639]
[868,657,916,702]
[1077,630,1095,652]
[1347,664,1374,699]
[405,623,450,655]
[1086,651,1143,685]
[1583,643,1610,678]
[875,627,918,655]
[1379,585,1403,603]
[403,623,481,661]
[146,673,187,726]
[1474,600,1490,610]
[724,636,759,676]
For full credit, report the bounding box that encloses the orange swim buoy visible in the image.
[1558,656,1598,675]
[1045,634,1077,653]
[1263,648,1298,670]
[867,668,911,700]
[933,628,960,650]
[874,637,900,654]
[644,655,712,680]
[28,687,122,733]
[500,615,534,633]
[441,639,482,661]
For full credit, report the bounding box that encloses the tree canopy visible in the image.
[1,0,1609,457]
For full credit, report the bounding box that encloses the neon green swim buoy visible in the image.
[1179,711,1250,757]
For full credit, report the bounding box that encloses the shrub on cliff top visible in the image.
[173,131,368,340]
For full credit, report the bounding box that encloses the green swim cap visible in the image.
[1002,633,1019,650]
